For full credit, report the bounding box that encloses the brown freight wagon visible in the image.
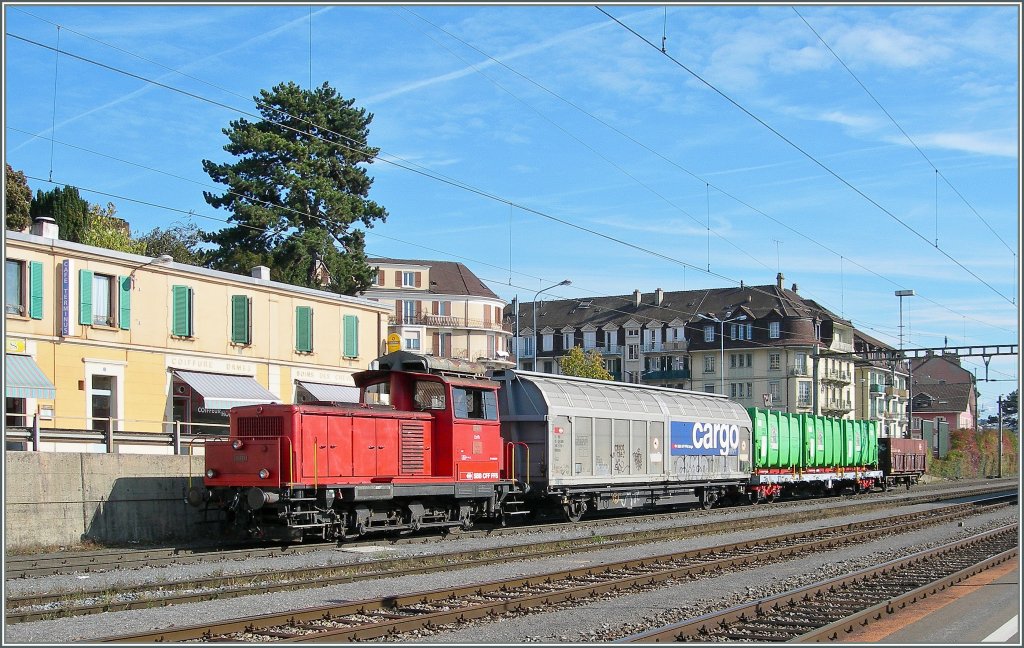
[877,438,927,490]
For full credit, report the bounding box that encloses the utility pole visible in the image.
[997,395,1003,478]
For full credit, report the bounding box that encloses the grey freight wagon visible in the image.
[491,369,753,521]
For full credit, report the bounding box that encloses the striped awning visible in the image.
[296,381,360,404]
[173,370,280,411]
[5,354,56,399]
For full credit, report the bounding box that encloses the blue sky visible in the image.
[4,3,1020,415]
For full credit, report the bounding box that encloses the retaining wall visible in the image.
[4,451,220,552]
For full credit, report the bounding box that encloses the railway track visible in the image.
[92,500,1016,642]
[6,493,1014,625]
[5,481,1013,579]
[619,525,1017,642]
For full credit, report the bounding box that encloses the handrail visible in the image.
[505,441,530,486]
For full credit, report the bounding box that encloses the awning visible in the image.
[296,380,360,404]
[173,370,280,410]
[5,354,56,399]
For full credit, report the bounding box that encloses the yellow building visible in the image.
[4,220,390,453]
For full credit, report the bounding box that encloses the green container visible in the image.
[801,414,822,469]
[864,420,878,468]
[748,408,801,471]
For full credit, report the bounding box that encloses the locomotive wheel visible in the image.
[564,500,586,523]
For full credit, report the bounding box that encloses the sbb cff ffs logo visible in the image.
[670,421,741,457]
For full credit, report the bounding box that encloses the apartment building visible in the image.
[852,331,911,437]
[511,273,859,418]
[360,258,511,363]
[4,219,390,452]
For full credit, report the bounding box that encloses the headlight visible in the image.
[231,439,244,450]
[206,469,217,478]
[258,469,270,479]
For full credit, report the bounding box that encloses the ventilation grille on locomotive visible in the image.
[236,416,283,438]
[400,423,425,474]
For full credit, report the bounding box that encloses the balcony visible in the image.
[642,369,691,381]
[790,366,809,376]
[870,383,885,394]
[599,345,621,355]
[388,314,507,331]
[640,343,665,353]
[885,386,909,399]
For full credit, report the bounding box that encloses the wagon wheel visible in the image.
[701,489,720,510]
[563,499,586,523]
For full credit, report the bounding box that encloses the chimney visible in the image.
[776,272,784,290]
[251,266,271,280]
[655,288,664,306]
[791,283,799,293]
[740,280,744,289]
[633,289,641,307]
[30,216,59,239]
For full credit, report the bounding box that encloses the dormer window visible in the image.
[402,271,416,287]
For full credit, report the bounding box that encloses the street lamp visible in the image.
[532,279,571,372]
[895,290,915,438]
[697,311,747,395]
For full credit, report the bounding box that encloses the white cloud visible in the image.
[896,131,1018,158]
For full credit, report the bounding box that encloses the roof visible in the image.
[510,281,852,331]
[369,258,500,300]
[912,381,974,414]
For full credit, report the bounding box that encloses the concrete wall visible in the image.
[4,451,219,552]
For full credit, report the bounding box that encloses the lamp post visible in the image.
[697,312,747,395]
[532,279,571,372]
[895,290,915,437]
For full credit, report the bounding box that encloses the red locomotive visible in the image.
[187,354,522,542]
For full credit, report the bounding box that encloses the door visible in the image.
[91,375,115,433]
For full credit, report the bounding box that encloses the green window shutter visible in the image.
[231,295,250,344]
[28,261,44,320]
[296,306,312,352]
[118,275,131,330]
[343,315,358,358]
[172,285,192,337]
[78,269,93,325]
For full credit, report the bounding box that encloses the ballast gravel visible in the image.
[2,478,1016,644]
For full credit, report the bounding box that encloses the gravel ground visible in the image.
[2,478,1017,644]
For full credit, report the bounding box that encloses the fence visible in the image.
[4,412,228,455]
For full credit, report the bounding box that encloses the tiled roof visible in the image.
[912,381,973,413]
[510,282,851,331]
[369,258,500,300]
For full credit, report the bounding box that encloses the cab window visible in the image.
[414,380,446,410]
[363,380,390,406]
[452,387,498,420]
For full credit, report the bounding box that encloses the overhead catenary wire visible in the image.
[6,27,1016,342]
[792,6,1016,259]
[6,38,1015,346]
[396,8,1017,336]
[597,6,1015,307]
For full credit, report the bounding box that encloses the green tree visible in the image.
[81,202,146,254]
[201,81,387,295]
[559,346,614,380]
[137,221,207,266]
[1000,389,1018,430]
[5,164,32,231]
[30,185,91,243]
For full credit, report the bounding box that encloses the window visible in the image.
[79,270,128,328]
[730,383,738,398]
[403,300,416,325]
[542,333,553,351]
[522,336,535,357]
[730,354,737,368]
[453,387,499,420]
[92,274,112,325]
[343,315,359,358]
[583,330,597,349]
[745,323,753,340]
[704,355,715,373]
[6,260,43,319]
[626,328,639,338]
[628,344,639,360]
[746,382,753,398]
[230,295,251,345]
[402,271,416,287]
[563,332,573,349]
[413,380,446,410]
[704,384,716,394]
[769,353,780,371]
[769,381,780,401]
[730,323,738,340]
[769,321,780,339]
[746,353,752,367]
[364,379,390,406]
[171,285,193,337]
[704,325,714,342]
[487,333,496,357]
[798,382,811,405]
[295,305,313,353]
[404,330,421,350]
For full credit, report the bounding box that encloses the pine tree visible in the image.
[30,185,91,243]
[201,81,387,295]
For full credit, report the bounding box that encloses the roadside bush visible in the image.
[929,428,1018,479]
